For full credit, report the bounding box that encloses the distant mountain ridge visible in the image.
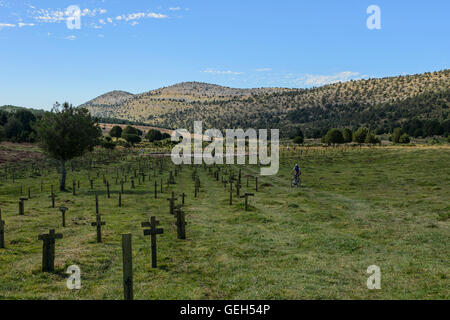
[79,70,449,137]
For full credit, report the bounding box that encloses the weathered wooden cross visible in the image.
[240,193,255,211]
[0,210,5,248]
[49,192,56,208]
[121,234,133,300]
[38,229,63,272]
[174,206,187,240]
[141,216,164,268]
[59,206,68,227]
[19,197,28,215]
[167,192,178,215]
[106,181,110,199]
[91,213,106,243]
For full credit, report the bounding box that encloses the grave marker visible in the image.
[142,216,164,268]
[59,206,68,227]
[91,213,105,243]
[0,210,5,248]
[121,234,133,300]
[19,197,28,215]
[38,229,63,272]
[240,193,255,211]
[166,192,178,215]
[174,207,187,240]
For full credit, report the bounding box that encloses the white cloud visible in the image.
[0,23,16,28]
[254,68,272,72]
[299,71,362,86]
[169,7,181,11]
[203,68,244,75]
[147,12,168,19]
[18,23,35,27]
[65,35,76,40]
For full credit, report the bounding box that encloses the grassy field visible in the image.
[0,144,449,299]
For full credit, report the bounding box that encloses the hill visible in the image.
[81,70,450,137]
[0,105,45,116]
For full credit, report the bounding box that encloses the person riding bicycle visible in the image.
[291,164,301,183]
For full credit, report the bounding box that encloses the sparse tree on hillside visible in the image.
[109,125,122,139]
[342,128,353,143]
[145,129,163,142]
[353,127,369,144]
[36,102,101,191]
[324,128,344,145]
[392,128,403,143]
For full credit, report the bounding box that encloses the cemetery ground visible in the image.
[0,144,449,299]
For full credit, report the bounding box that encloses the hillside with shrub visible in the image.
[80,70,449,138]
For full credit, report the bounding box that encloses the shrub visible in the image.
[392,128,403,143]
[146,129,163,142]
[122,133,141,145]
[365,132,380,144]
[324,128,344,145]
[342,128,353,143]
[353,127,368,144]
[399,133,410,144]
[109,126,122,138]
[122,125,141,136]
[293,135,304,144]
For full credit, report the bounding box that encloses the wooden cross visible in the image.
[236,182,241,197]
[166,192,178,215]
[48,192,56,208]
[168,171,175,185]
[58,206,68,227]
[106,181,110,199]
[121,234,133,300]
[229,181,233,205]
[240,193,255,211]
[0,210,5,249]
[174,206,187,240]
[19,197,28,215]
[95,194,99,214]
[141,216,164,268]
[91,213,106,243]
[38,229,63,272]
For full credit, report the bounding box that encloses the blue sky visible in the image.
[0,0,449,110]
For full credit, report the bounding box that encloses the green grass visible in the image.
[0,145,449,299]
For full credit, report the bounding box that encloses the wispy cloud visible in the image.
[169,7,181,11]
[203,68,244,75]
[298,71,363,86]
[18,22,35,27]
[65,35,76,40]
[0,23,16,28]
[254,68,272,72]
